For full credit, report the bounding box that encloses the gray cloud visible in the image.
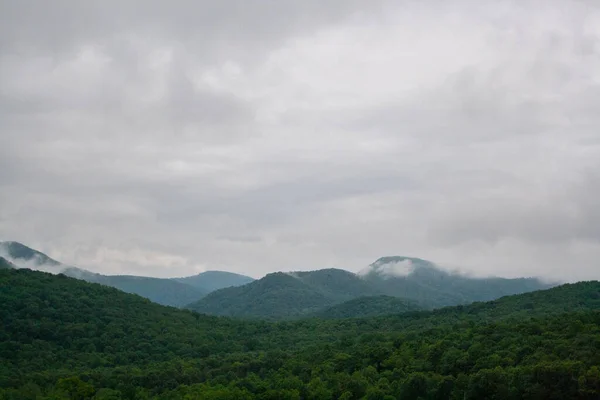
[1,0,600,281]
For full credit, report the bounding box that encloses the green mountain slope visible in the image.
[360,256,553,307]
[186,268,384,318]
[187,272,335,318]
[293,268,382,301]
[1,242,210,307]
[187,258,552,319]
[1,268,599,399]
[313,295,422,318]
[61,267,208,308]
[173,270,254,292]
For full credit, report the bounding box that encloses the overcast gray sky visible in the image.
[1,0,599,281]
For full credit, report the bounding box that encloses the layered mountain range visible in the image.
[0,241,253,307]
[1,266,598,398]
[1,241,554,318]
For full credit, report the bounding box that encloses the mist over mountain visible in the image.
[2,241,553,317]
[0,241,245,307]
[0,256,17,270]
[359,256,553,308]
[0,241,63,273]
[187,259,552,318]
[185,268,390,319]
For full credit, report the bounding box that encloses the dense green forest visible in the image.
[1,268,599,399]
[312,296,423,319]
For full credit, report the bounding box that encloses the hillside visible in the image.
[187,258,552,319]
[1,242,219,307]
[1,268,599,399]
[186,268,384,318]
[187,272,336,318]
[293,268,382,301]
[314,295,422,318]
[173,270,254,292]
[360,256,552,307]
[61,267,209,308]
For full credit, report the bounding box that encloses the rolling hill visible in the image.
[1,242,555,316]
[172,270,254,292]
[187,259,552,318]
[186,268,385,318]
[1,267,599,399]
[0,241,233,307]
[313,295,422,318]
[61,267,209,308]
[186,272,336,318]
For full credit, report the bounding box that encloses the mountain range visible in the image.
[1,267,598,398]
[1,240,554,318]
[0,241,253,307]
[186,258,553,318]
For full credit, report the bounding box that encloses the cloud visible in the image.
[1,0,600,281]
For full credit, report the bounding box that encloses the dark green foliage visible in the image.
[172,270,254,292]
[314,295,422,318]
[1,268,599,399]
[293,268,383,301]
[187,272,337,318]
[186,269,385,318]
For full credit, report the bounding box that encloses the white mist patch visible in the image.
[358,259,417,279]
[0,251,63,274]
[0,242,67,274]
[375,259,416,278]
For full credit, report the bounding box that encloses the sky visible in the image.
[1,0,599,281]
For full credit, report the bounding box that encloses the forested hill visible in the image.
[313,295,422,319]
[186,262,552,319]
[186,269,383,318]
[0,241,249,308]
[2,267,600,399]
[186,272,337,318]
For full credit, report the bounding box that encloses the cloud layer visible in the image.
[1,0,599,281]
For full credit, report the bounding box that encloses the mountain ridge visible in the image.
[1,267,598,399]
[188,258,553,318]
[0,241,246,307]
